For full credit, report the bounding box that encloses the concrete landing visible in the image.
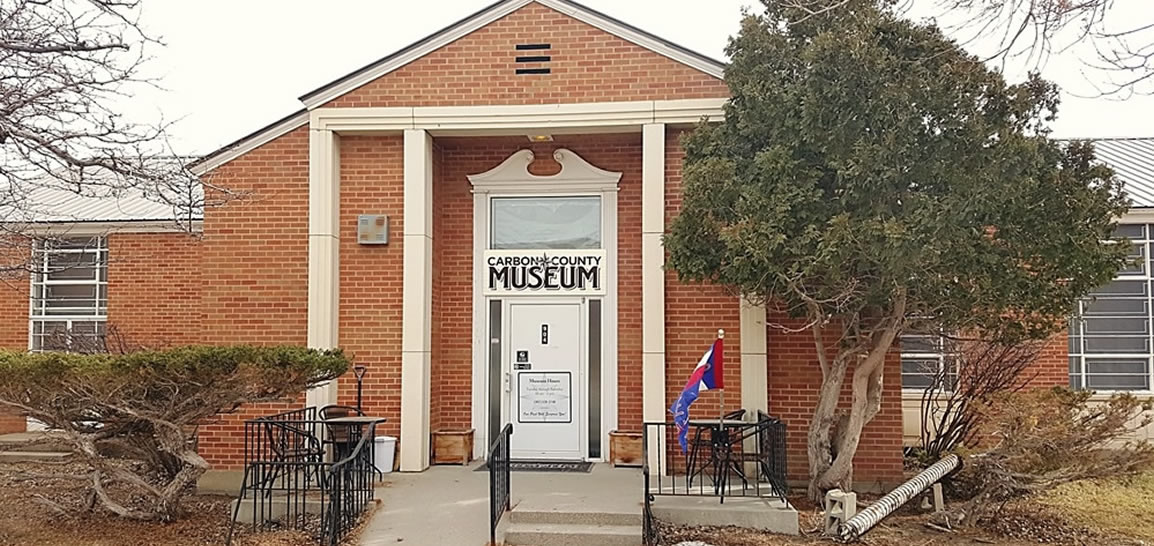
[650,495,799,535]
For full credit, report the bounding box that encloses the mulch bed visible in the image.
[655,494,1133,546]
[0,460,375,546]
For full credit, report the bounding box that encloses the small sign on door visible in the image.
[516,350,529,363]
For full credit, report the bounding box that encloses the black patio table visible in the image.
[685,418,760,502]
[322,415,387,473]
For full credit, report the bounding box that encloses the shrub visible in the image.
[0,345,348,521]
[942,387,1154,526]
[913,338,1042,465]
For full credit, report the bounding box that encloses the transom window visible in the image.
[30,236,107,352]
[490,196,601,250]
[1068,224,1154,391]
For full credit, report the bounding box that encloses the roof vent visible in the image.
[515,43,551,75]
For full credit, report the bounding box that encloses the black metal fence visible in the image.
[642,411,788,545]
[226,406,382,546]
[488,422,513,546]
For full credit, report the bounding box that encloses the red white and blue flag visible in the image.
[669,337,724,452]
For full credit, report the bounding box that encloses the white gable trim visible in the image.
[190,110,309,176]
[537,0,724,79]
[298,0,724,110]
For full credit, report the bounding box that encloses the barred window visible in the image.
[1068,224,1153,391]
[900,331,957,390]
[30,237,107,352]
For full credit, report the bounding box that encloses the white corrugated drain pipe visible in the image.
[837,454,962,542]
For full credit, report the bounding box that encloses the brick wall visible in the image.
[326,2,728,109]
[197,125,311,469]
[0,271,28,351]
[1030,331,1070,387]
[107,232,203,348]
[428,134,645,438]
[333,135,405,442]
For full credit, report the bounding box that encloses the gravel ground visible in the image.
[0,460,373,546]
[656,494,1137,546]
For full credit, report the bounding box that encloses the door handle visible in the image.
[504,371,511,393]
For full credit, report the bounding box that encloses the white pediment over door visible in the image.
[467,149,622,193]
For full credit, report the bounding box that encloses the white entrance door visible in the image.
[505,300,584,460]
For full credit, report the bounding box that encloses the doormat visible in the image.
[474,460,593,473]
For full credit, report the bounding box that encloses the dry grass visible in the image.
[1039,469,1154,542]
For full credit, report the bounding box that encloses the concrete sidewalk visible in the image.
[359,463,641,545]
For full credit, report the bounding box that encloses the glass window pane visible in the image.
[491,196,601,249]
[1082,297,1148,316]
[901,375,935,389]
[902,359,939,375]
[1083,317,1149,335]
[1083,336,1150,353]
[1086,374,1150,390]
[1091,280,1147,297]
[1085,359,1148,375]
[1113,224,1145,239]
[1070,375,1083,390]
[1121,244,1145,274]
[901,335,939,353]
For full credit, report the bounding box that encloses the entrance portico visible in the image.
[303,99,749,470]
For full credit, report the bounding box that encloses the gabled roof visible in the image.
[298,0,725,109]
[1093,137,1154,208]
[190,0,725,174]
[5,185,202,224]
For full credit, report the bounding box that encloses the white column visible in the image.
[400,129,434,472]
[306,128,340,409]
[740,299,768,417]
[641,123,666,469]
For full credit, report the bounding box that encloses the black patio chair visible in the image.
[261,420,325,491]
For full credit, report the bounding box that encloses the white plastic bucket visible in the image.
[374,436,396,474]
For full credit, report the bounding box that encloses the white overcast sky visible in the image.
[129,0,1154,156]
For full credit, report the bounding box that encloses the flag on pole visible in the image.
[669,336,724,452]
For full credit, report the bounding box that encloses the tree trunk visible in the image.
[806,295,906,502]
[806,354,850,501]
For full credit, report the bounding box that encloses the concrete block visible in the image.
[823,489,857,535]
[197,469,245,495]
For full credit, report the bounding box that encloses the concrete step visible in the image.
[503,522,641,546]
[0,450,71,463]
[509,507,639,526]
[230,494,325,524]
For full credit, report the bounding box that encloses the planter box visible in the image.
[432,429,474,465]
[609,430,643,467]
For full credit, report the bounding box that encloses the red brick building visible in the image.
[5,0,1145,490]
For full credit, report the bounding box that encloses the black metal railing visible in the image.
[643,443,659,546]
[226,406,381,546]
[488,423,513,546]
[642,411,789,539]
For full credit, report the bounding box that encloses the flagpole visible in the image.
[717,329,725,424]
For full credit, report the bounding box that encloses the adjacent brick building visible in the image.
[4,0,1149,488]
